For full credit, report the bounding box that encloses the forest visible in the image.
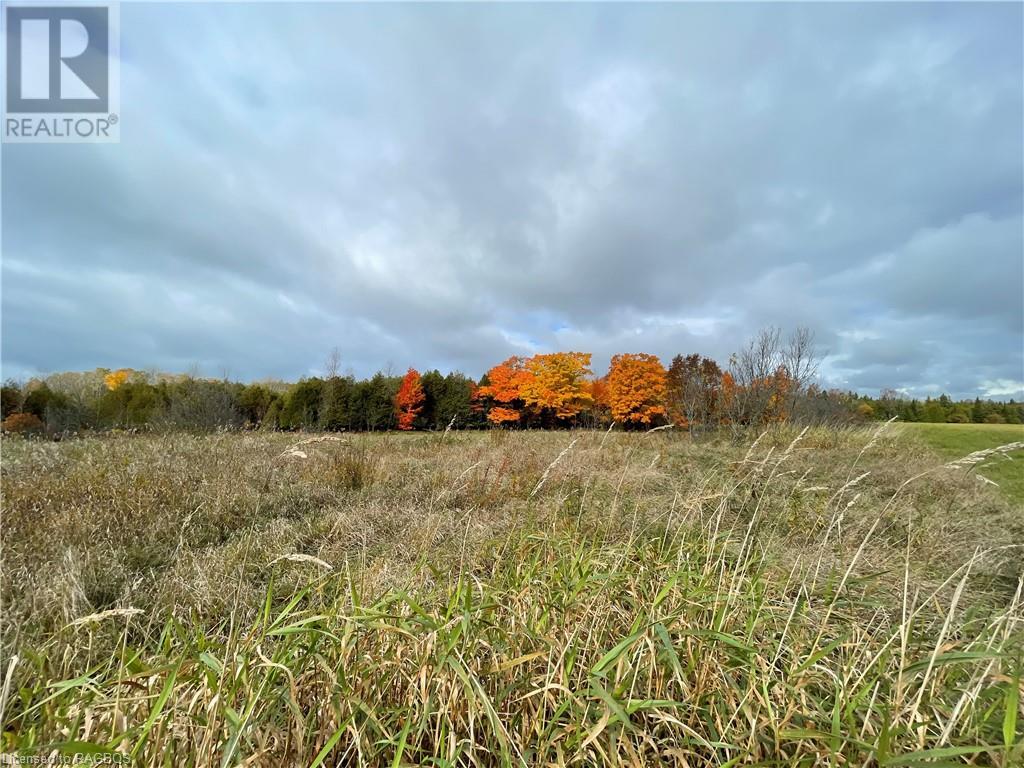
[3,328,1021,436]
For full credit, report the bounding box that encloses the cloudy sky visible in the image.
[3,2,1022,399]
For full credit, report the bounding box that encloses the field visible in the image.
[902,423,1024,505]
[1,424,1022,765]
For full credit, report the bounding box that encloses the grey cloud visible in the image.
[2,2,1021,399]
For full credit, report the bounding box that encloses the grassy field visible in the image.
[1,425,1022,765]
[901,423,1024,505]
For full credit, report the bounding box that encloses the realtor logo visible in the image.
[3,1,119,142]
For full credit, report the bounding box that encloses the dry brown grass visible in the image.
[1,425,1021,764]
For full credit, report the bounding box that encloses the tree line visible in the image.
[2,327,1020,435]
[850,390,1022,425]
[0,368,485,435]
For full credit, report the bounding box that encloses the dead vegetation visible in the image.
[0,425,1021,764]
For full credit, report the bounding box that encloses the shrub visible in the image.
[1,412,44,435]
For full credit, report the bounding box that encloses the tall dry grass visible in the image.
[0,425,1021,764]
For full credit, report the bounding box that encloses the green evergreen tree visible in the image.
[281,378,323,430]
[320,376,353,431]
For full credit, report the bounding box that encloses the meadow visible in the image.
[1,423,1022,765]
[903,423,1024,505]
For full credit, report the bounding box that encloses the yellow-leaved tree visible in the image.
[103,369,132,391]
[520,352,593,422]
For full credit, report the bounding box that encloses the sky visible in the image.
[2,2,1022,399]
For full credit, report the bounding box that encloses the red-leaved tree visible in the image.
[394,368,425,430]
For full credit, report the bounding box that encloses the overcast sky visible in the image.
[2,2,1022,399]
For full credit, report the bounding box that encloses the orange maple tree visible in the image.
[520,352,593,421]
[604,353,668,425]
[485,406,522,425]
[475,360,532,428]
[394,368,425,430]
[475,357,533,425]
